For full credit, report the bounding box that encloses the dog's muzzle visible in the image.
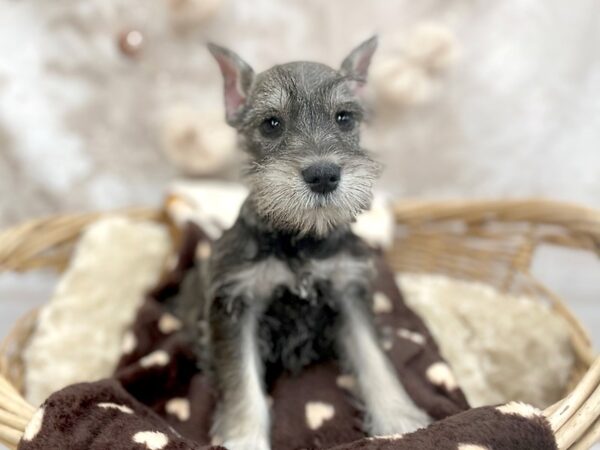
[301,162,341,194]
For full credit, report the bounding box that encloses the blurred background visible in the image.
[2,0,600,225]
[0,0,599,417]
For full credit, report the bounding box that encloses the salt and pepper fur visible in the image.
[203,37,430,450]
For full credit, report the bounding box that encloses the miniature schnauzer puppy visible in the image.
[204,37,431,450]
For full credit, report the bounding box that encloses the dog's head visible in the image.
[209,37,381,236]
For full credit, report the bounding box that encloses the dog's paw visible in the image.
[368,407,431,437]
[221,435,271,450]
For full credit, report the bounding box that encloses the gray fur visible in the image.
[204,37,429,450]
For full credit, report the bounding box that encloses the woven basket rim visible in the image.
[0,198,598,450]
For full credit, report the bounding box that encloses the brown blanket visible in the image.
[17,224,557,450]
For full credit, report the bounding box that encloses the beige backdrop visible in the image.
[2,0,600,226]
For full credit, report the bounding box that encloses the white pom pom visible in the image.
[160,104,236,176]
[167,0,223,26]
[371,57,436,107]
[370,22,457,108]
[403,23,459,72]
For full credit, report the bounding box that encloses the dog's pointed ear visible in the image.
[208,43,255,125]
[340,35,378,82]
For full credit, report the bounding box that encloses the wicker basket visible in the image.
[0,199,599,449]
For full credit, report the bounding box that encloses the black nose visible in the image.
[302,163,341,194]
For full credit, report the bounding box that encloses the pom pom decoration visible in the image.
[166,0,223,27]
[370,22,459,108]
[160,104,237,176]
[370,58,435,107]
[401,23,459,72]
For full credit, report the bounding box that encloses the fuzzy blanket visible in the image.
[17,224,557,450]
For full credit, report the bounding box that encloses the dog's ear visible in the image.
[340,35,378,83]
[208,43,255,125]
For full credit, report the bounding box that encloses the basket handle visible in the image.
[0,208,164,273]
[546,356,600,449]
[0,373,34,449]
[393,198,600,249]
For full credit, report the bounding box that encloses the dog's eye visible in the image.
[259,117,283,138]
[335,111,355,131]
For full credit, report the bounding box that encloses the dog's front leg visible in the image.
[338,287,431,437]
[210,296,270,450]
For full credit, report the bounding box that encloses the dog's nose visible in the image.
[302,163,341,194]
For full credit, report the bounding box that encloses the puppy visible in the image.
[203,37,431,450]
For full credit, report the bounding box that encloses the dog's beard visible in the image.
[246,154,381,237]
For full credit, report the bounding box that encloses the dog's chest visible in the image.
[258,274,339,383]
[211,221,375,382]
[234,252,371,305]
[251,253,373,385]
[256,257,342,385]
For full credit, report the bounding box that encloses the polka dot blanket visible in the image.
[17,224,558,450]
